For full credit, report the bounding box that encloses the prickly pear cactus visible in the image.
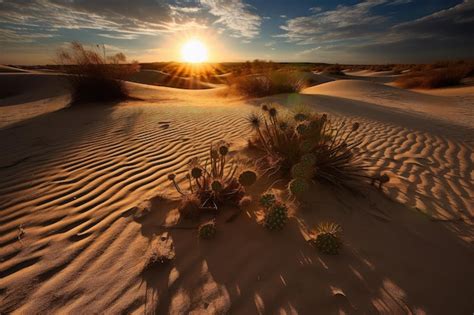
[198,221,217,240]
[264,203,288,231]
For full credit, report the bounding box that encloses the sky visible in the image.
[0,0,473,65]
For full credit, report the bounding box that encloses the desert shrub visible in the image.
[310,222,343,255]
[322,64,345,75]
[57,42,139,104]
[169,141,257,219]
[247,104,367,191]
[395,62,474,89]
[230,71,306,97]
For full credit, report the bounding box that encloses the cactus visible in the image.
[259,191,276,208]
[311,222,342,255]
[290,162,314,179]
[211,180,223,192]
[191,167,203,179]
[219,144,229,156]
[288,178,310,196]
[300,139,315,153]
[238,170,257,187]
[300,153,317,167]
[264,203,288,231]
[198,221,217,239]
[294,113,308,122]
[295,122,308,135]
[313,233,342,255]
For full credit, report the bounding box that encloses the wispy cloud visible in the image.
[0,0,207,42]
[200,0,261,38]
[277,0,388,45]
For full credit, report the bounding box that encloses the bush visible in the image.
[230,71,306,97]
[57,42,139,104]
[247,104,368,190]
[168,141,257,219]
[395,63,474,89]
[322,64,345,75]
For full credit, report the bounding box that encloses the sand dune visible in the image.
[303,79,474,130]
[0,74,473,313]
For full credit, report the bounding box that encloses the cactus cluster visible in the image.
[168,141,258,220]
[198,221,217,239]
[264,203,288,231]
[311,222,343,255]
[247,104,368,190]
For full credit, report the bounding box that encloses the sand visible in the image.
[0,71,473,314]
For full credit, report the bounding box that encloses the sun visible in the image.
[181,39,208,63]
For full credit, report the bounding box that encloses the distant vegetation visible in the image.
[394,60,474,89]
[56,42,139,104]
[230,70,307,97]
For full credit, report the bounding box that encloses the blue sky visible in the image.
[1,0,473,64]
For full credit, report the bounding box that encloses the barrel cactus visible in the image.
[211,180,223,192]
[259,191,276,208]
[300,139,315,153]
[264,203,288,231]
[311,222,342,255]
[288,178,310,196]
[238,170,257,187]
[313,233,342,255]
[290,162,314,179]
[300,153,317,167]
[198,221,217,240]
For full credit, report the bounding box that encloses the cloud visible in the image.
[297,46,321,56]
[0,0,207,42]
[277,0,388,45]
[387,0,412,5]
[276,0,474,62]
[200,0,261,38]
[392,0,474,38]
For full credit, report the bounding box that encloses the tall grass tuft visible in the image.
[57,42,139,105]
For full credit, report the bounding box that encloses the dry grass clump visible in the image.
[321,64,346,75]
[230,71,307,97]
[57,42,139,104]
[247,104,367,191]
[394,63,474,89]
[168,141,257,219]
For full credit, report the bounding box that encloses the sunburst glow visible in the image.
[181,39,208,63]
